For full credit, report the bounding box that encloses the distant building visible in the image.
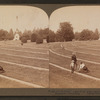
[13,29,20,40]
[13,33,20,40]
[13,16,20,41]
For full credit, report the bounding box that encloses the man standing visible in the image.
[70,60,75,73]
[71,52,77,70]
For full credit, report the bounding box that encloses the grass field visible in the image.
[0,40,49,88]
[49,40,100,88]
[1,40,100,88]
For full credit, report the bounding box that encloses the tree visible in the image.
[92,28,99,40]
[37,28,49,39]
[80,29,94,40]
[6,29,14,40]
[36,35,43,44]
[74,32,81,40]
[56,22,74,41]
[21,37,27,43]
[0,29,8,41]
[56,30,64,42]
[46,30,55,42]
[46,35,49,43]
[22,29,32,40]
[18,31,23,40]
[42,28,49,39]
[31,33,37,42]
[75,29,99,41]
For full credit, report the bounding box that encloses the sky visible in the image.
[0,6,48,33]
[49,6,100,33]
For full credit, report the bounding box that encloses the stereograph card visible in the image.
[0,3,99,97]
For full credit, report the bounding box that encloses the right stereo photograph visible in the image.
[49,6,100,88]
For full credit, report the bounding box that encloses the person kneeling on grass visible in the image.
[78,62,89,73]
[70,60,75,73]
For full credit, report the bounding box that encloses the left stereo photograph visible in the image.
[0,5,49,88]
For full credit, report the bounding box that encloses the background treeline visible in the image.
[47,22,100,42]
[0,29,14,41]
[0,28,22,41]
[0,21,99,43]
[74,29,99,40]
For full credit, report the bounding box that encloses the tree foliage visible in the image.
[0,29,8,40]
[74,32,80,40]
[21,37,27,43]
[31,33,37,42]
[36,35,43,44]
[30,28,49,43]
[80,29,93,40]
[46,30,55,42]
[93,29,99,40]
[55,31,64,42]
[75,29,99,41]
[38,28,49,39]
[56,22,74,41]
[22,30,32,40]
[6,29,14,40]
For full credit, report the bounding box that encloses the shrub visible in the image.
[46,35,49,43]
[23,30,32,40]
[21,37,27,43]
[46,30,55,42]
[0,29,8,41]
[31,33,37,42]
[36,35,43,44]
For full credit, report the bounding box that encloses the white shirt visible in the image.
[70,62,74,68]
[79,63,85,69]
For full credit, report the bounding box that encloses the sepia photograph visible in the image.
[49,6,100,88]
[0,4,100,96]
[0,5,49,88]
